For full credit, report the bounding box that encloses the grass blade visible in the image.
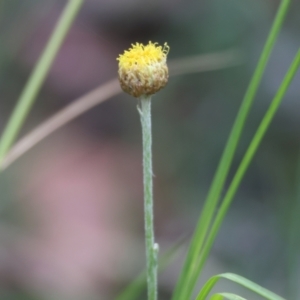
[172,1,291,299]
[195,273,286,300]
[211,293,247,300]
[0,0,84,163]
[193,49,300,288]
[211,292,247,300]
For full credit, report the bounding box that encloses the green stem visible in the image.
[195,49,300,286]
[0,0,84,163]
[138,96,158,300]
[172,1,290,299]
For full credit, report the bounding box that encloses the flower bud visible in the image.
[117,41,169,98]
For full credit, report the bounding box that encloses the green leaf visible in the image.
[210,294,225,300]
[212,292,247,300]
[195,273,286,300]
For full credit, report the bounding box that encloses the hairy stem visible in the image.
[138,96,158,300]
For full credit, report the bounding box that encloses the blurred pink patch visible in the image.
[12,130,143,299]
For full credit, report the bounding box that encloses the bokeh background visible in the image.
[0,0,300,299]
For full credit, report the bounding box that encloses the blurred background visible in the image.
[0,0,300,299]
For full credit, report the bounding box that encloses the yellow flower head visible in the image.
[117,41,169,98]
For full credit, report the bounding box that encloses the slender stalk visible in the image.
[138,96,158,300]
[0,0,84,164]
[194,49,300,286]
[172,1,290,299]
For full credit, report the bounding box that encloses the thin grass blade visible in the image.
[0,0,84,163]
[172,1,291,299]
[193,48,300,290]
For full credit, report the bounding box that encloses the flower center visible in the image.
[117,42,169,70]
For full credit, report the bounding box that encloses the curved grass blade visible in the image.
[211,292,247,300]
[195,273,285,300]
